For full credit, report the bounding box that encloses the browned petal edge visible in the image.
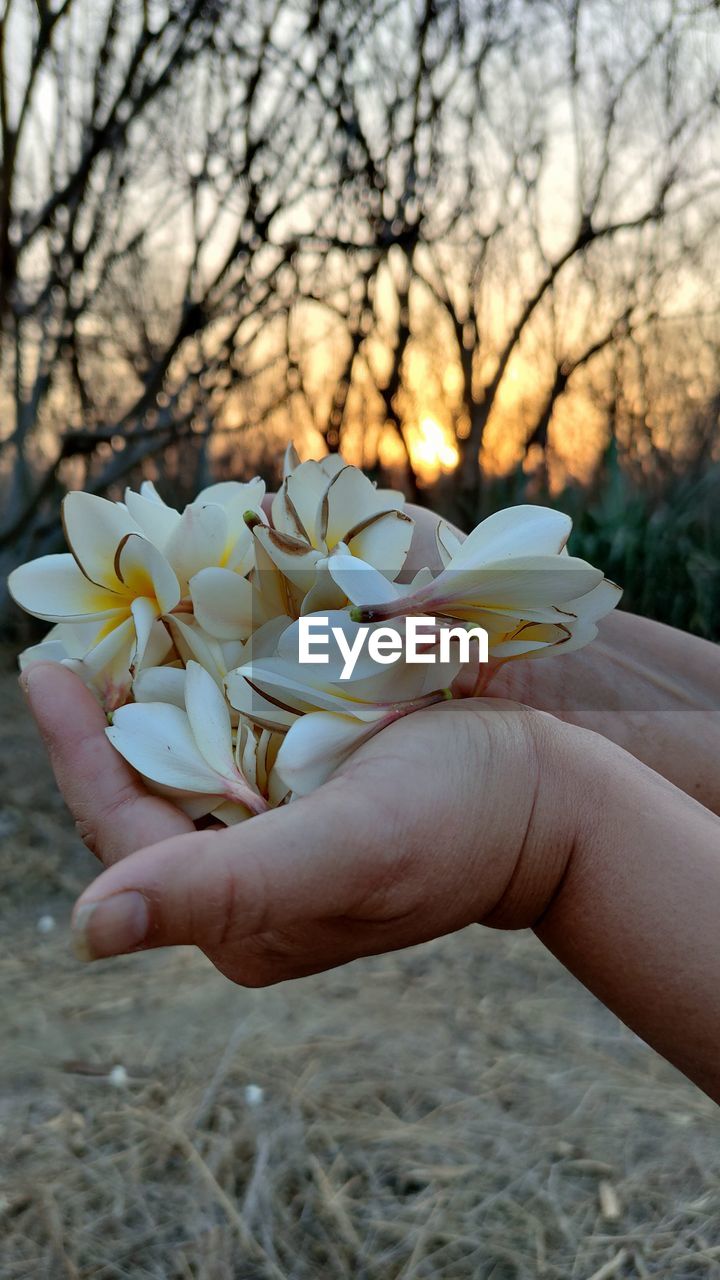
[344,505,414,545]
[283,441,301,475]
[550,622,574,647]
[238,675,302,721]
[506,618,574,641]
[435,519,458,566]
[113,532,135,585]
[279,478,308,541]
[262,526,315,556]
[319,464,353,541]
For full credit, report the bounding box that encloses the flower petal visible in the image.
[64,616,137,711]
[440,555,603,610]
[564,577,623,623]
[347,509,414,580]
[318,453,347,478]
[189,567,255,640]
[322,466,387,547]
[195,478,265,512]
[233,653,409,720]
[488,621,570,658]
[8,554,127,623]
[184,660,237,780]
[225,670,299,731]
[134,665,187,708]
[299,558,349,615]
[107,702,228,794]
[140,481,168,503]
[450,505,572,569]
[116,534,181,614]
[283,442,301,477]
[435,521,465,568]
[223,520,255,574]
[253,525,320,591]
[130,596,161,674]
[275,711,384,795]
[163,501,228,587]
[363,555,603,621]
[165,615,228,686]
[62,492,142,590]
[327,554,401,607]
[18,640,70,668]
[123,486,181,549]
[142,618,174,668]
[282,462,329,544]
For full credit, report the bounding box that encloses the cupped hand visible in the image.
[19,496,719,988]
[407,503,720,814]
[22,660,583,985]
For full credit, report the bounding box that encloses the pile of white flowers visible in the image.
[10,445,620,823]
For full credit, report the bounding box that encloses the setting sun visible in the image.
[407,417,459,483]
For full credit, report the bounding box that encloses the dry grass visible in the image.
[1,649,719,1279]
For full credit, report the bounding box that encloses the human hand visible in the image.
[22,658,583,982]
[406,504,720,814]
[19,499,720,1100]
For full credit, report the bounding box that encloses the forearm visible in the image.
[489,611,720,814]
[532,725,720,1101]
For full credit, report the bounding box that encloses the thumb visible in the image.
[70,776,380,963]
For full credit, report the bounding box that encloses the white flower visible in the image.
[124,477,265,584]
[10,492,181,707]
[249,455,414,609]
[186,458,412,637]
[11,479,266,709]
[226,612,461,794]
[12,443,623,814]
[107,661,271,823]
[329,506,621,660]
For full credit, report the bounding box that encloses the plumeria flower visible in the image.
[11,479,266,708]
[190,449,414,640]
[124,476,265,584]
[10,493,182,708]
[226,612,462,794]
[165,611,293,695]
[18,616,175,710]
[248,453,413,609]
[108,661,270,824]
[329,506,621,661]
[132,477,267,642]
[11,442,622,814]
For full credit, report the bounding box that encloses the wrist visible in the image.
[477,710,614,932]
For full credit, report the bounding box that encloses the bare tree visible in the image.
[0,0,355,588]
[280,0,720,517]
[2,0,720,624]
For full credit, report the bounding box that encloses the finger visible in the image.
[21,662,193,864]
[69,775,407,966]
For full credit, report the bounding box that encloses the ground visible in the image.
[1,650,719,1280]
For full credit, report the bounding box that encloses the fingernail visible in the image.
[72,892,150,962]
[18,663,49,699]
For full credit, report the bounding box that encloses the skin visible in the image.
[18,504,720,1101]
[406,504,720,815]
